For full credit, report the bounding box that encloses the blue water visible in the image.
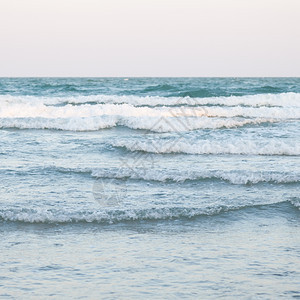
[0,78,299,299]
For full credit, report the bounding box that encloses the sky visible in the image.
[0,0,299,77]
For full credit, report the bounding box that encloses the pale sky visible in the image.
[0,0,299,77]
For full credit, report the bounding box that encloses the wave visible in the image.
[0,207,212,224]
[0,200,298,224]
[139,85,214,97]
[290,197,300,209]
[90,168,300,185]
[1,102,299,119]
[140,84,176,93]
[112,139,300,156]
[7,166,298,185]
[1,92,299,108]
[0,116,275,132]
[1,93,298,131]
[44,166,300,185]
[253,85,284,94]
[176,89,215,98]
[0,116,117,131]
[168,106,299,119]
[0,207,245,224]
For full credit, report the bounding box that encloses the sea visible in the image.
[0,77,299,299]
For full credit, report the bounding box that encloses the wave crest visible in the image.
[1,92,299,107]
[1,93,298,131]
[0,116,274,132]
[58,167,300,185]
[112,139,300,156]
[1,200,298,224]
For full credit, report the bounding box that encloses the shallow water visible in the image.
[0,78,299,298]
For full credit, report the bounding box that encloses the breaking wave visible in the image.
[1,103,298,119]
[1,93,298,131]
[0,207,226,224]
[44,166,300,185]
[0,116,275,132]
[112,139,300,156]
[0,199,298,224]
[1,92,299,107]
[90,168,299,185]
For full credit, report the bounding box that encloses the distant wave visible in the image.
[138,84,214,97]
[1,92,299,107]
[0,200,298,224]
[176,89,215,98]
[112,139,300,156]
[1,102,299,119]
[1,92,299,132]
[140,84,176,93]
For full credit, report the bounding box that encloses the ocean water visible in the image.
[0,78,299,299]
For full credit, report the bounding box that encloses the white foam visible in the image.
[0,94,298,131]
[112,139,300,156]
[0,201,285,224]
[89,168,299,185]
[0,92,299,107]
[2,101,298,119]
[1,196,297,224]
[0,207,226,223]
[290,198,300,210]
[167,106,300,119]
[0,116,118,131]
[0,103,162,118]
[0,115,275,132]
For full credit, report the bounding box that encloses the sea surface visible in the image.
[0,78,299,299]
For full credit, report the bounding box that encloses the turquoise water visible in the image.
[0,78,299,299]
